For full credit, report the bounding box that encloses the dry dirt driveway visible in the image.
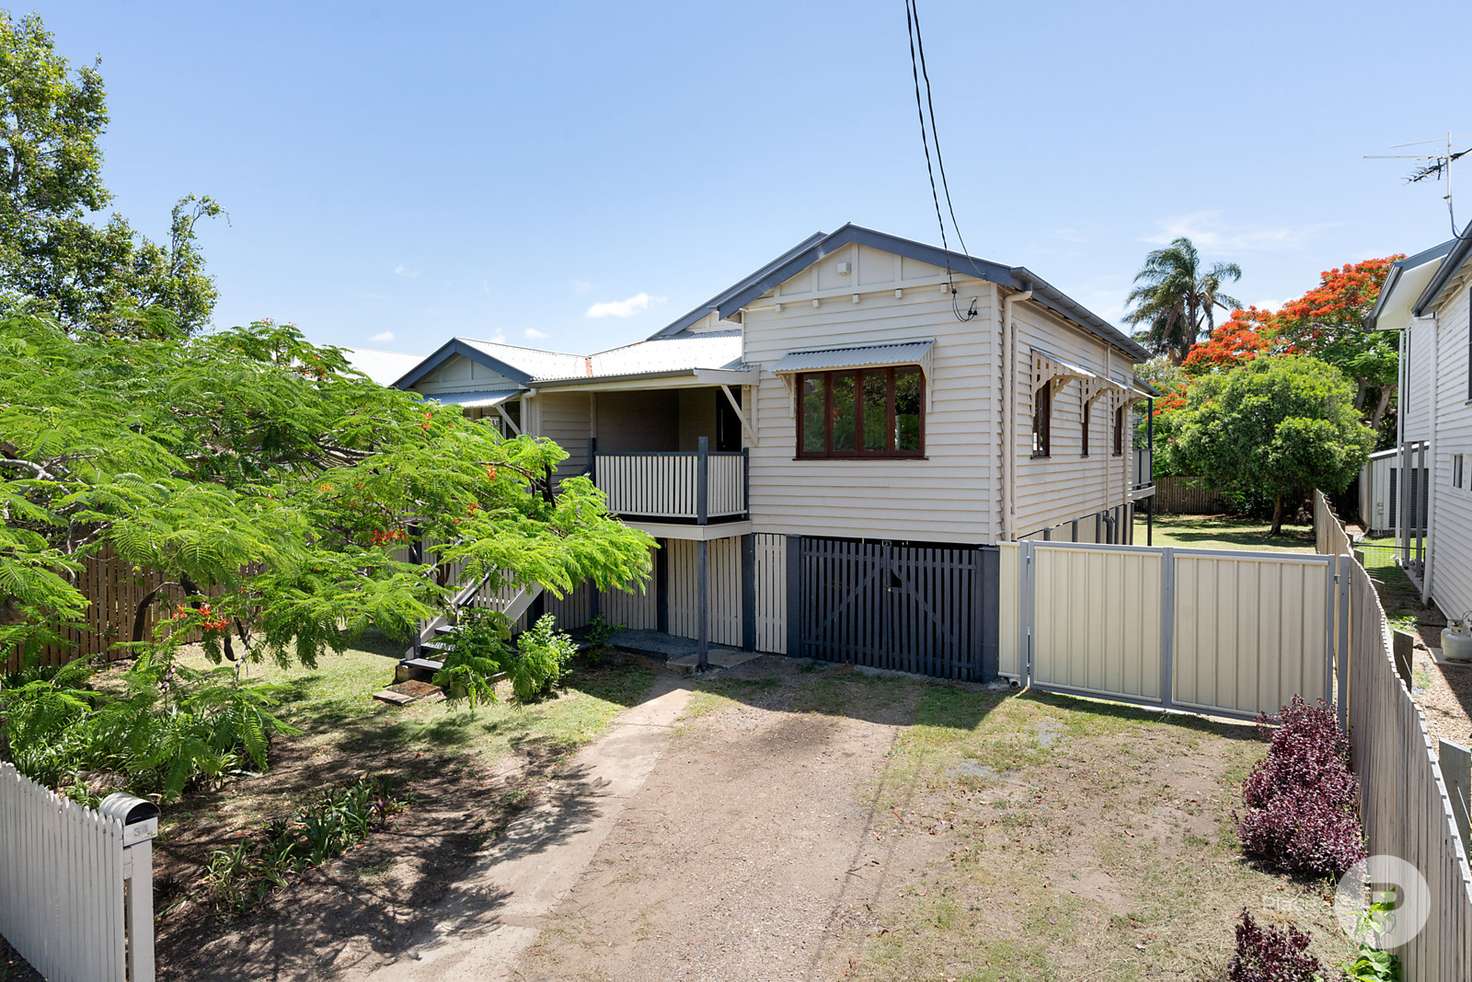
[509,657,943,981]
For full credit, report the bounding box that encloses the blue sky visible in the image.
[39,0,1472,358]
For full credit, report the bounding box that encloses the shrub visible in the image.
[1237,696,1365,878]
[0,655,296,801]
[1237,787,1367,879]
[506,614,577,703]
[1227,910,1322,982]
[1242,697,1357,811]
[432,608,512,707]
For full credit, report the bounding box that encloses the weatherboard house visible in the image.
[1367,232,1472,625]
[394,224,1157,679]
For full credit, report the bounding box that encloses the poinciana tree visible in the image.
[1180,306,1284,374]
[1267,256,1402,434]
[0,315,654,796]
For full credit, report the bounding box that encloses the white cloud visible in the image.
[1250,299,1285,313]
[393,263,420,279]
[1142,210,1338,253]
[370,329,395,343]
[524,327,549,340]
[585,291,664,319]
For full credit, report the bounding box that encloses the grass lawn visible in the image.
[849,682,1357,977]
[1134,512,1315,553]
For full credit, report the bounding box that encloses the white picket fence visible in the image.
[0,763,157,981]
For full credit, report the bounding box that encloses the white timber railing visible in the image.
[1315,490,1472,979]
[592,437,747,523]
[0,764,158,981]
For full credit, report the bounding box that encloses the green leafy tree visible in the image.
[0,315,653,794]
[1124,237,1243,363]
[0,314,652,663]
[0,11,220,335]
[1171,356,1373,533]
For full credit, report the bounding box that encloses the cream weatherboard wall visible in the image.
[411,353,522,396]
[740,242,1002,544]
[1430,282,1472,623]
[528,391,593,481]
[1010,301,1135,537]
[1402,318,1437,443]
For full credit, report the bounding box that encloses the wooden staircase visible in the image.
[395,574,544,683]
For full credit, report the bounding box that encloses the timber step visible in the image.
[395,656,444,684]
[373,679,446,707]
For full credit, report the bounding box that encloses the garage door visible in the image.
[794,537,998,681]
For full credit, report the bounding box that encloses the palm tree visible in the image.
[1123,238,1242,363]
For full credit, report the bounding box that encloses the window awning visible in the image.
[771,339,935,377]
[1032,349,1100,392]
[772,339,935,411]
[429,388,523,409]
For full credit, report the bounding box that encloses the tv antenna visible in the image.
[1365,131,1471,236]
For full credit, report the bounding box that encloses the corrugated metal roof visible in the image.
[770,339,935,374]
[531,332,745,382]
[459,339,588,380]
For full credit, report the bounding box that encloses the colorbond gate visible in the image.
[792,538,998,681]
[1002,541,1339,720]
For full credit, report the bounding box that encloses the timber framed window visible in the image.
[1112,405,1125,456]
[796,366,924,459]
[1032,382,1052,457]
[1080,395,1091,457]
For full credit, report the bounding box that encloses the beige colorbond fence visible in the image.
[0,765,157,982]
[1001,540,1334,721]
[1316,491,1472,979]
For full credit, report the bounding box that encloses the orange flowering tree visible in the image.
[1268,256,1403,432]
[1181,307,1285,374]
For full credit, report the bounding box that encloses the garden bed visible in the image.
[148,645,653,976]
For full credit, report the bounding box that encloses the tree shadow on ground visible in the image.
[151,657,655,980]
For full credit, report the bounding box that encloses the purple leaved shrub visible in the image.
[1237,696,1366,878]
[1227,910,1323,982]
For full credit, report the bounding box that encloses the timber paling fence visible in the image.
[1149,475,1227,514]
[4,544,196,672]
[0,763,158,981]
[1316,491,1472,979]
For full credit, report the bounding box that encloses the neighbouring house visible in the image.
[1367,233,1472,623]
[394,224,1157,680]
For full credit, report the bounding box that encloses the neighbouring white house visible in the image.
[393,224,1157,679]
[1367,232,1472,624]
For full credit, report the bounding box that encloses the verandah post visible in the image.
[741,533,756,652]
[697,538,709,670]
[696,435,709,525]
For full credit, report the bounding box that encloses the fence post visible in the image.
[1159,547,1175,709]
[1020,541,1035,684]
[1336,554,1350,729]
[100,793,160,982]
[1440,740,1472,859]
